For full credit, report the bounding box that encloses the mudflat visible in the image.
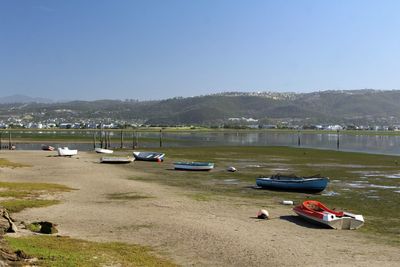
[1,151,399,266]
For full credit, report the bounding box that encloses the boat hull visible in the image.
[100,157,134,164]
[133,152,165,162]
[95,148,114,154]
[174,162,214,171]
[41,145,55,151]
[293,201,364,230]
[256,177,328,192]
[57,147,78,156]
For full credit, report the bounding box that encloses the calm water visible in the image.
[6,131,400,156]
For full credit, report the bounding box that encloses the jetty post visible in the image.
[100,130,103,148]
[336,129,340,150]
[132,131,135,149]
[105,132,109,149]
[8,131,11,150]
[120,130,123,149]
[93,132,96,149]
[108,132,111,148]
[297,130,301,147]
[159,129,163,147]
[0,130,2,150]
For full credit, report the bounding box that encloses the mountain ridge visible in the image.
[1,90,400,125]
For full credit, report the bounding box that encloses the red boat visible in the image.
[293,200,364,230]
[41,144,55,151]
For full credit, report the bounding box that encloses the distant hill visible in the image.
[1,90,400,125]
[0,94,53,104]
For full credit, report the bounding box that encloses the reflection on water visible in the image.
[6,131,400,155]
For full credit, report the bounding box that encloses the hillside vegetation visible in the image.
[1,90,400,125]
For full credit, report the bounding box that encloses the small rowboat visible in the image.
[256,174,329,192]
[174,162,214,171]
[95,148,114,154]
[57,147,78,156]
[100,157,134,164]
[293,200,364,230]
[133,151,165,162]
[41,144,55,151]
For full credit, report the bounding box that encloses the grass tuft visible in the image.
[0,158,30,168]
[106,192,152,200]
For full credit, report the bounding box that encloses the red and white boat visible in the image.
[293,200,364,230]
[41,144,55,151]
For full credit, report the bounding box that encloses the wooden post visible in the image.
[8,131,12,150]
[0,131,2,150]
[132,131,135,149]
[297,130,301,147]
[93,132,96,149]
[336,129,340,150]
[120,130,123,149]
[100,130,103,148]
[135,131,139,148]
[159,129,163,147]
[108,132,111,148]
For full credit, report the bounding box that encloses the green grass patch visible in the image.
[0,181,72,212]
[0,199,60,213]
[0,158,29,168]
[106,192,152,201]
[127,146,400,245]
[5,235,176,267]
[25,222,42,232]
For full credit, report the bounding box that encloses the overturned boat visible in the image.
[133,151,165,162]
[95,148,114,154]
[293,200,364,230]
[57,147,78,157]
[174,162,214,171]
[256,174,329,192]
[100,156,134,164]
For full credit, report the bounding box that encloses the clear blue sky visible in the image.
[1,0,400,100]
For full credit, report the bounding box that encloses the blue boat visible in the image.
[256,174,329,192]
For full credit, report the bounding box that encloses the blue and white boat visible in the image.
[133,151,165,162]
[174,162,214,171]
[256,174,329,192]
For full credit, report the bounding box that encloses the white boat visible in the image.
[100,157,134,164]
[95,148,114,154]
[57,147,78,157]
[174,162,214,171]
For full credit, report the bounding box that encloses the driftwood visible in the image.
[0,208,17,234]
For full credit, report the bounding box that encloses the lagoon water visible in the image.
[9,131,400,156]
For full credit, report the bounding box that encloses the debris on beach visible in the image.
[257,209,269,219]
[281,200,294,205]
[227,166,237,172]
[0,208,18,233]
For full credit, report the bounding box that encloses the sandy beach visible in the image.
[1,151,399,266]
